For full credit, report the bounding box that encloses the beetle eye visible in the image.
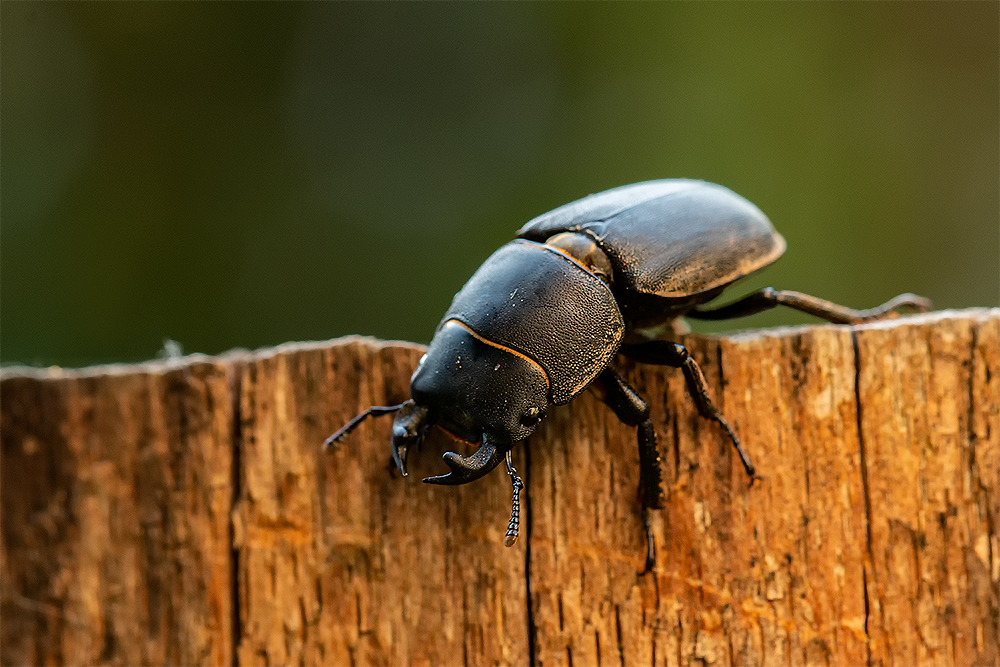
[520,407,543,428]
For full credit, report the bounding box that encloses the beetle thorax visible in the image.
[544,232,614,287]
[433,239,625,407]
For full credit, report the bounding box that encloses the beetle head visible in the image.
[409,319,549,485]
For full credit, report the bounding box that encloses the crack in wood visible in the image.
[852,329,876,667]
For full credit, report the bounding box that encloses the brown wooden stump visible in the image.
[1,359,237,665]
[3,309,997,666]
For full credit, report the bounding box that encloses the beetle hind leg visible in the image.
[688,287,931,325]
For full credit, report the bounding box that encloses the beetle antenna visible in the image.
[503,450,523,547]
[324,403,407,450]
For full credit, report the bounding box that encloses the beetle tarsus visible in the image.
[689,287,932,325]
[504,450,523,547]
[639,506,656,575]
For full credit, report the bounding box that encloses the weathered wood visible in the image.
[1,359,237,666]
[2,310,997,666]
[232,340,531,666]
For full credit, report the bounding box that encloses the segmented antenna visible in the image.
[504,450,523,547]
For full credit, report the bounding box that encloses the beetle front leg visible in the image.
[595,367,664,574]
[688,287,931,324]
[620,341,761,484]
[595,368,665,510]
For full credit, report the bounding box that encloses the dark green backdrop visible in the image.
[3,3,997,367]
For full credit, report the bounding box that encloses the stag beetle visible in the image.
[326,179,930,557]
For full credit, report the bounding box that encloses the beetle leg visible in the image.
[620,342,761,484]
[596,367,666,509]
[688,287,931,324]
[640,506,656,576]
[595,367,664,573]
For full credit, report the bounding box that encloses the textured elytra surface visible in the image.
[516,180,786,298]
[1,312,997,666]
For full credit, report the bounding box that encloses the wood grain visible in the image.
[2,310,997,666]
[1,359,237,666]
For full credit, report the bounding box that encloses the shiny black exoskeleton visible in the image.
[327,179,930,554]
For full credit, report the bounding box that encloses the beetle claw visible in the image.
[422,435,505,486]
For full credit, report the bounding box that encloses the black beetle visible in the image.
[327,179,930,556]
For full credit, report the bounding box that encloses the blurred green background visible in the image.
[3,2,997,368]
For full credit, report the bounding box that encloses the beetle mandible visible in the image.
[326,179,930,557]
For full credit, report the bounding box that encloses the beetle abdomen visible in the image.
[517,179,786,298]
[441,240,624,404]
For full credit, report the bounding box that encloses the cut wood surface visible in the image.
[2,309,997,667]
